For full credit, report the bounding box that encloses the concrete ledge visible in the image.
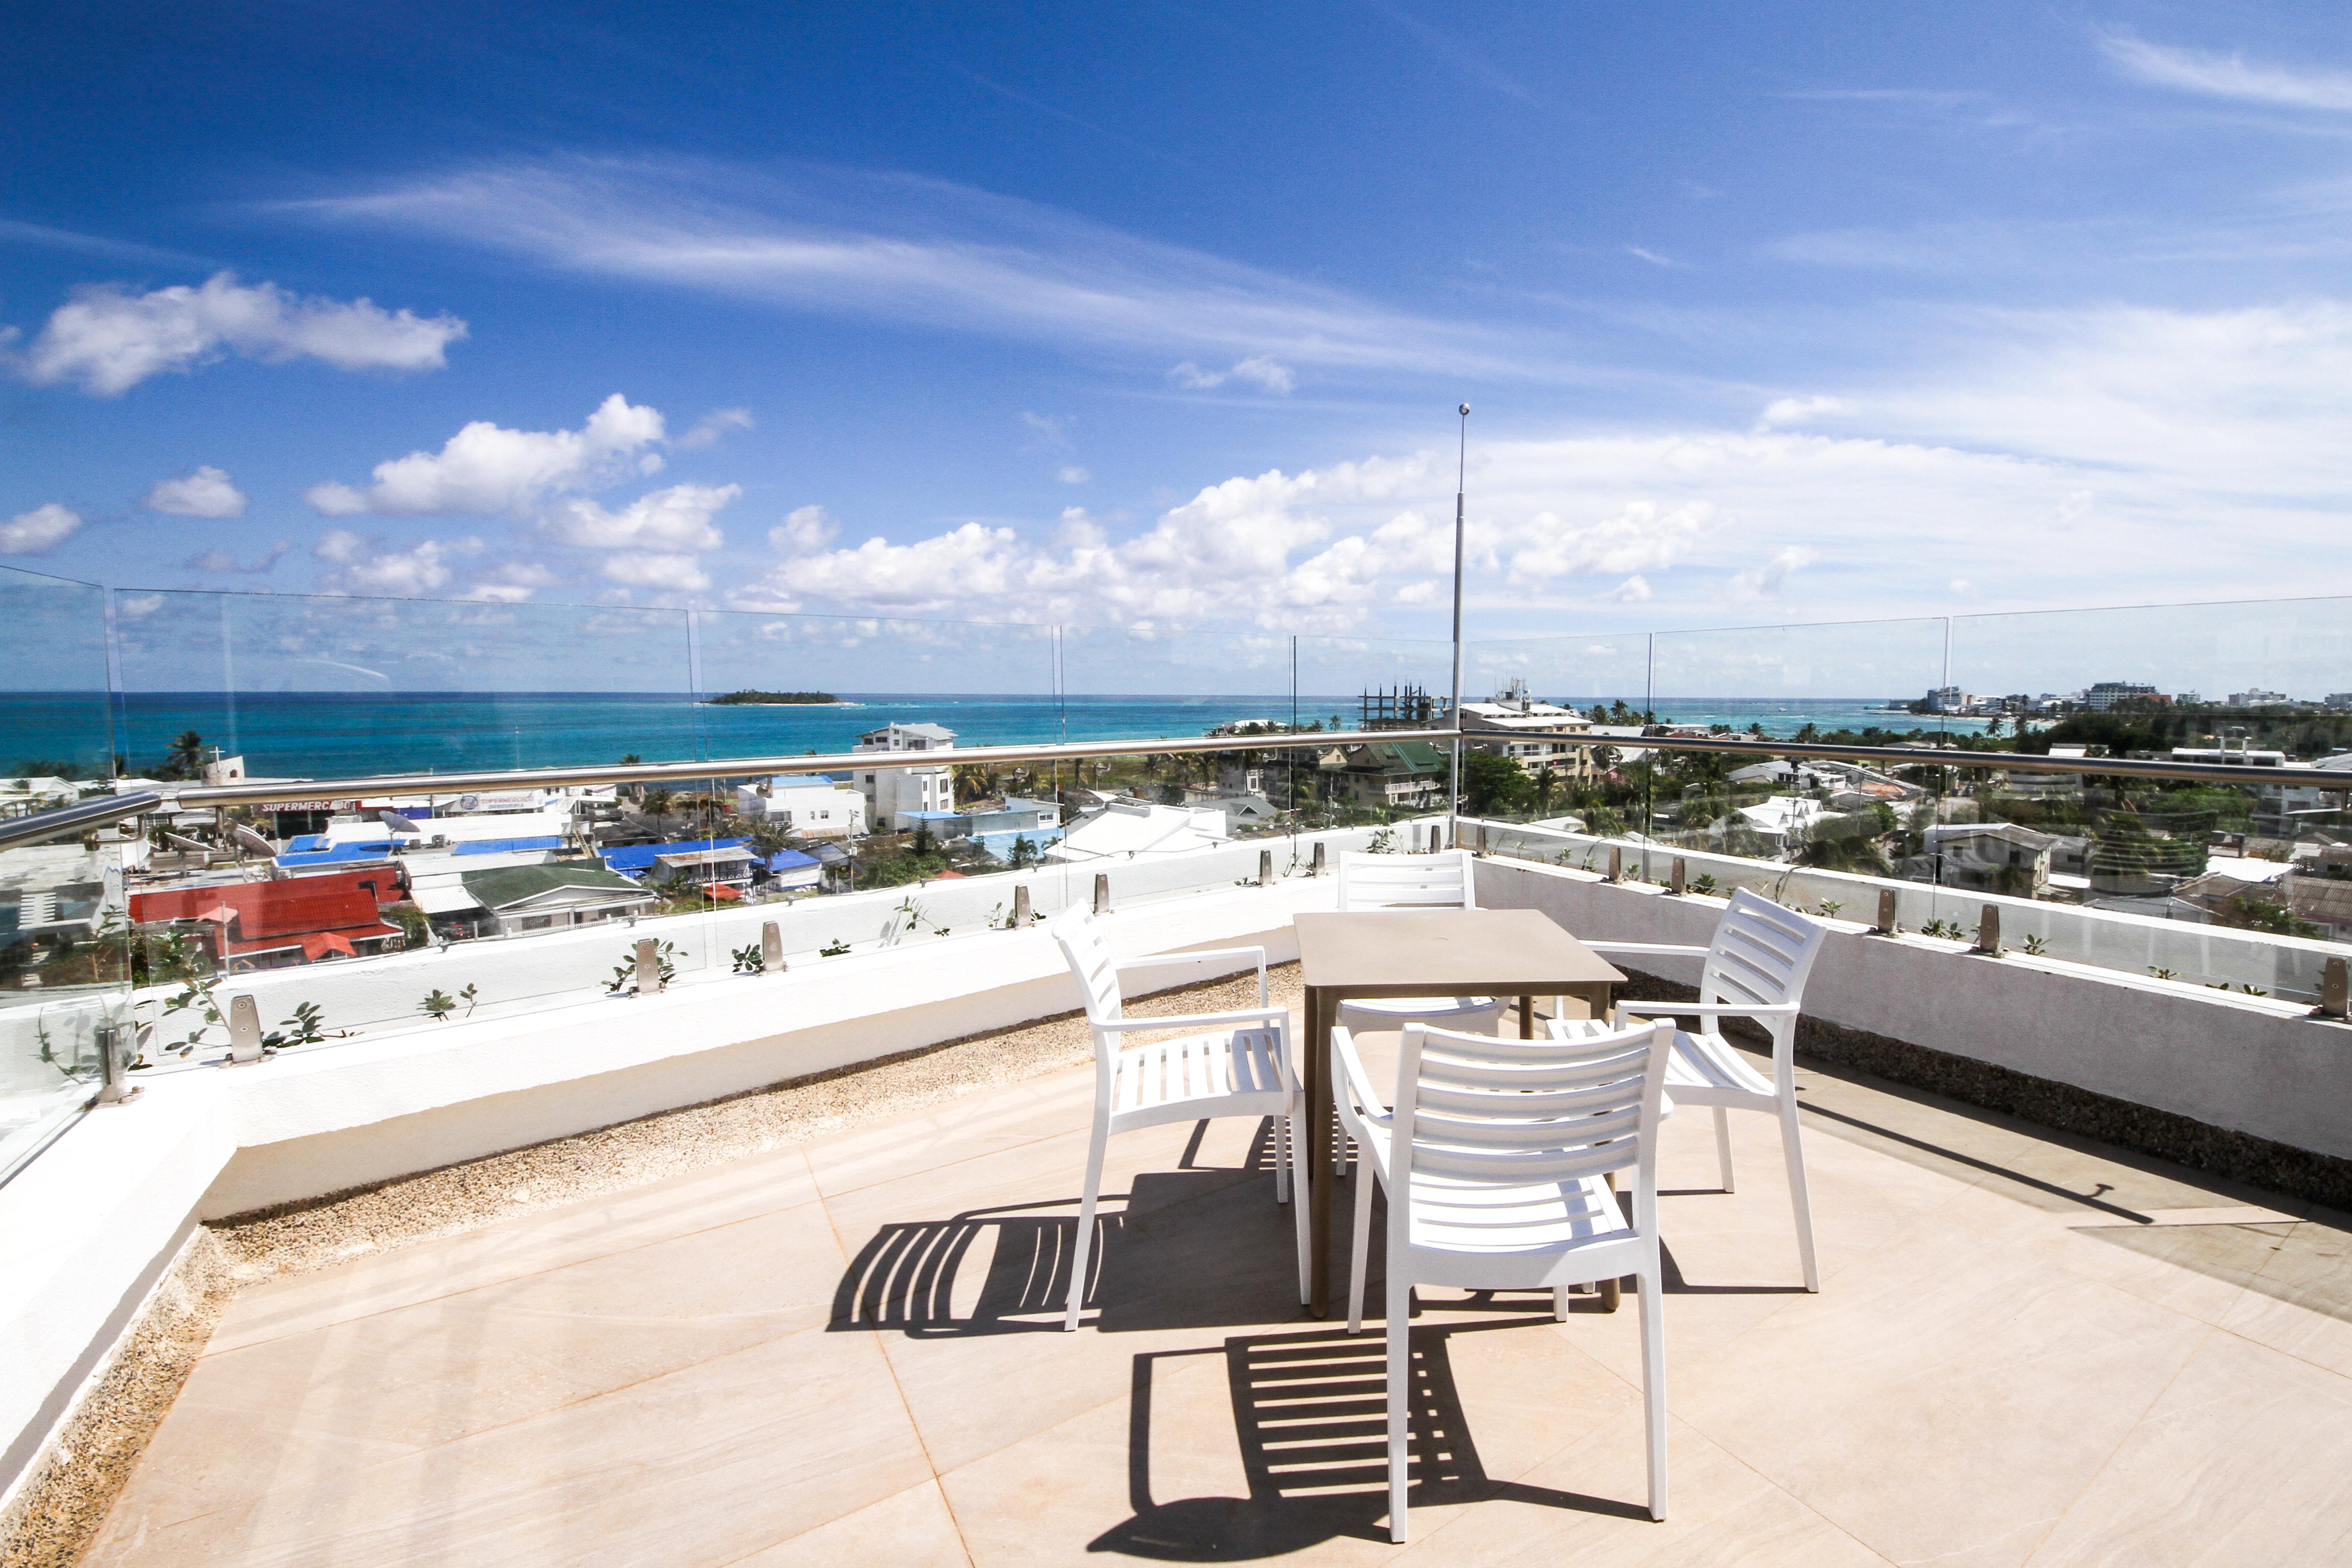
[1475,855,2352,1194]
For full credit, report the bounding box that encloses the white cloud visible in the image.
[11,272,464,395]
[1759,395,1852,427]
[1625,247,1687,269]
[322,537,475,597]
[1605,575,1653,603]
[307,393,665,517]
[146,464,247,517]
[1728,546,1817,601]
[1057,464,1090,485]
[769,503,840,555]
[1169,355,1296,393]
[601,552,710,592]
[464,562,559,603]
[2101,32,2352,112]
[1509,501,1713,581]
[0,503,81,553]
[295,158,1533,380]
[1020,411,1070,445]
[543,482,736,551]
[313,527,367,564]
[674,407,753,449]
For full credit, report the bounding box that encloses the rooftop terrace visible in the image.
[64,975,2352,1566]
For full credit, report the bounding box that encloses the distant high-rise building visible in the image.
[2227,688,2291,708]
[2084,682,2159,711]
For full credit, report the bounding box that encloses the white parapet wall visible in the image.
[1472,853,2352,1163]
[0,874,1339,1515]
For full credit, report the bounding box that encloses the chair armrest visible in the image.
[1117,946,1268,1006]
[1618,1000,1800,1020]
[1329,1027,1390,1125]
[1090,1006,1289,1033]
[1581,942,1712,958]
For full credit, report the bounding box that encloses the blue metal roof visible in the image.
[454,836,565,856]
[763,849,820,871]
[600,837,748,873]
[763,772,839,787]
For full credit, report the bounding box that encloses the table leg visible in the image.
[1518,994,1534,1040]
[1305,985,1332,1318]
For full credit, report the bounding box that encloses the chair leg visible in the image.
[1713,1106,1736,1193]
[1638,1250,1668,1521]
[1348,1155,1375,1333]
[1385,1274,1411,1544]
[1273,1112,1291,1204]
[1553,1285,1570,1321]
[1063,1115,1110,1332]
[1778,1093,1820,1292]
[1288,1112,1311,1305]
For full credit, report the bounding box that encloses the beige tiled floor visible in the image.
[86,1039,2352,1566]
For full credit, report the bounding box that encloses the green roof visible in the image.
[1362,740,1446,773]
[460,863,652,910]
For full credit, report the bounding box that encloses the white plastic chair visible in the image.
[1579,889,1830,1291]
[1049,906,1309,1332]
[1332,848,1504,1036]
[1335,1016,1676,1538]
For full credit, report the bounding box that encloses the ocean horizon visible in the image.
[6,691,1986,781]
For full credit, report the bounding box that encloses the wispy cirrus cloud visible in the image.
[282,156,1556,381]
[2100,31,2352,113]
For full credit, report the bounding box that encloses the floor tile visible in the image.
[2027,1329,2352,1566]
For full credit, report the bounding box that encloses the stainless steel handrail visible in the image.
[144,727,2347,810]
[0,790,163,852]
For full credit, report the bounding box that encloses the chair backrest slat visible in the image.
[1387,1018,1671,1191]
[1049,907,1123,1024]
[1337,848,1478,912]
[1701,889,1828,1015]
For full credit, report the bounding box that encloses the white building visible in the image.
[2227,688,2292,708]
[734,773,867,839]
[852,722,957,831]
[1046,800,1230,862]
[1458,680,1593,783]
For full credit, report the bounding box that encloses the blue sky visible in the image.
[4,1,2350,646]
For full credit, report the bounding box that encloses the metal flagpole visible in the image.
[1446,403,1468,850]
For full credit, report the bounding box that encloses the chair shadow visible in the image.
[1089,1324,1649,1559]
[830,1118,1312,1336]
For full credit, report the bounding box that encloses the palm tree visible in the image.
[952,763,995,804]
[164,730,205,780]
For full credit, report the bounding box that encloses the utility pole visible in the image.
[1447,403,1469,851]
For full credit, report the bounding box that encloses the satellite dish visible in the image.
[233,824,277,857]
[163,831,211,854]
[377,810,423,834]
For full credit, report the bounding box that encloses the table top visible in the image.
[1294,908,1625,994]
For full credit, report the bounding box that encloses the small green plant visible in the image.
[604,940,680,993]
[1366,827,1396,855]
[419,988,457,1022]
[265,1000,331,1048]
[2021,934,2049,956]
[1691,873,1718,896]
[2148,966,2180,981]
[1816,900,1844,919]
[818,937,852,957]
[1920,918,1961,940]
[459,983,479,1016]
[731,940,765,975]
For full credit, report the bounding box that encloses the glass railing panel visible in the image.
[1947,598,2352,1000]
[1457,630,1651,840]
[691,608,1064,945]
[2,566,126,1181]
[1289,634,1455,838]
[107,588,704,1051]
[1051,627,1309,904]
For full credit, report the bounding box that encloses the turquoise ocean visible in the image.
[7,692,1986,782]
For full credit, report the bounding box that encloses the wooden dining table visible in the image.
[1293,907,1627,1318]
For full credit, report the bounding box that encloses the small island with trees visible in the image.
[703,689,843,706]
